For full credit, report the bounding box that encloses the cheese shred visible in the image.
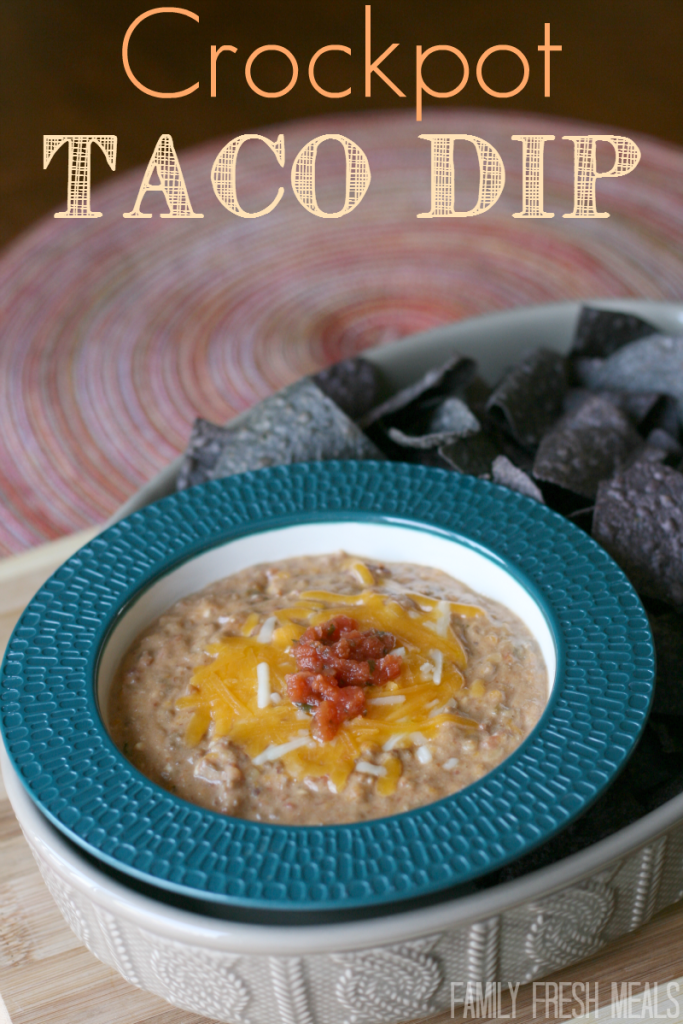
[178,585,478,796]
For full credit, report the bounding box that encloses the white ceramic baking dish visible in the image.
[3,745,683,1024]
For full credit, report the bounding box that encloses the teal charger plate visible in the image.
[0,461,655,917]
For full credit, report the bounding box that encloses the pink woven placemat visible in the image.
[0,109,681,555]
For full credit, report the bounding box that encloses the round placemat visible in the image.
[0,462,655,916]
[0,109,681,554]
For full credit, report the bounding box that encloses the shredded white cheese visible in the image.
[443,757,459,770]
[410,731,429,746]
[252,736,311,765]
[427,601,451,636]
[368,695,406,706]
[435,600,451,636]
[389,647,406,658]
[269,692,281,705]
[256,662,271,708]
[416,745,433,764]
[382,733,408,751]
[355,760,388,777]
[257,616,277,644]
[429,648,443,685]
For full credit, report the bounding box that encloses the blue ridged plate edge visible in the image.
[0,461,655,913]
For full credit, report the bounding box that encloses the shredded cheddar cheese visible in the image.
[348,560,375,586]
[241,612,259,636]
[178,587,481,796]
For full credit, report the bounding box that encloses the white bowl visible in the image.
[99,519,558,722]
[18,462,600,915]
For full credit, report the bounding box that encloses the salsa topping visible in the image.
[175,569,485,795]
[286,615,402,740]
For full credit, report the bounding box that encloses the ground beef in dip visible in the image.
[108,553,548,825]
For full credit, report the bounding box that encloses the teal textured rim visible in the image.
[0,462,655,913]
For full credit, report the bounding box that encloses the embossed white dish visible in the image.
[4,745,683,1024]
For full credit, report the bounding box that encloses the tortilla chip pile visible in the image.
[178,307,683,881]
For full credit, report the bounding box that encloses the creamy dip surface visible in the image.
[109,553,548,825]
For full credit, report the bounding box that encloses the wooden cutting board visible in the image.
[1,535,683,1024]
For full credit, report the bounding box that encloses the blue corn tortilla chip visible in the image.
[491,455,545,503]
[461,376,493,421]
[387,398,480,450]
[312,357,382,422]
[388,425,474,451]
[562,388,594,416]
[177,379,384,490]
[358,355,476,430]
[593,461,683,611]
[575,335,683,426]
[648,428,683,459]
[571,306,657,358]
[643,396,681,440]
[429,396,481,435]
[493,430,536,475]
[563,388,664,427]
[436,422,536,480]
[438,432,501,477]
[613,391,659,424]
[486,348,568,450]
[621,393,672,430]
[564,391,681,450]
[623,443,669,470]
[533,394,642,499]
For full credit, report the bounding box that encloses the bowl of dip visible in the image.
[0,460,654,920]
